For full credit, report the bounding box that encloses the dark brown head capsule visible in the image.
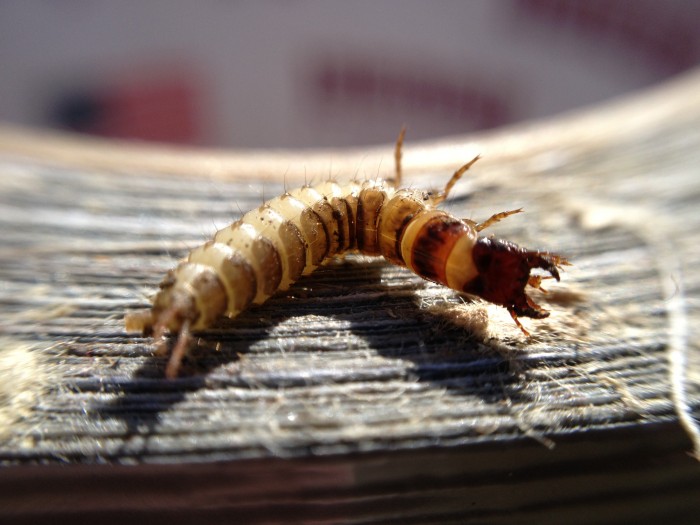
[463,237,566,327]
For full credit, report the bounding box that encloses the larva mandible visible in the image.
[125,130,568,378]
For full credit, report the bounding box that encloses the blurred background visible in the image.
[1,0,699,149]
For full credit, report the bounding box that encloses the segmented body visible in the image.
[126,131,568,378]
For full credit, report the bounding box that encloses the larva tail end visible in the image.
[124,305,193,378]
[147,265,227,378]
[150,288,199,378]
[464,237,568,331]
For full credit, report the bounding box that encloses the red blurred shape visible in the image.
[55,71,201,144]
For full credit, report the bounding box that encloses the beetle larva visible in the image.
[126,130,568,378]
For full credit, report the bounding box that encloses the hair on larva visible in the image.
[125,129,569,378]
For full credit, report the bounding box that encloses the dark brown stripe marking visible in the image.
[297,207,326,266]
[310,199,334,259]
[410,215,469,283]
[393,212,415,264]
[327,196,346,255]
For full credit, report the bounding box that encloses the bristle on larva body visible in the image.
[125,130,569,378]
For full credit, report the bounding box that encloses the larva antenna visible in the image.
[475,208,523,232]
[433,155,481,205]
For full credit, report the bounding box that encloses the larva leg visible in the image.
[509,290,553,336]
[433,155,481,205]
[388,126,407,188]
[475,208,523,232]
[527,274,555,293]
[508,308,531,337]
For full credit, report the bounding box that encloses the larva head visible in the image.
[463,237,567,321]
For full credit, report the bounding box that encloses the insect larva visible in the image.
[125,130,569,378]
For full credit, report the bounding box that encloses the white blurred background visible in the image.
[1,0,699,148]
